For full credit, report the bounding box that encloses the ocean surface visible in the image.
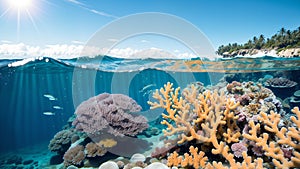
[0,55,299,168]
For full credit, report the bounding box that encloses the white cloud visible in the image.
[1,40,12,43]
[0,43,198,59]
[0,43,85,59]
[71,40,84,44]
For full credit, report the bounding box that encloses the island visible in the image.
[217,27,300,58]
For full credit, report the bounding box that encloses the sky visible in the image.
[0,0,299,59]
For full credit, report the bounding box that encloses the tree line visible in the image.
[217,27,300,55]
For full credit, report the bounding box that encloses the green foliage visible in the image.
[217,27,300,55]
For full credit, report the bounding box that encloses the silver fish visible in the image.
[53,106,63,110]
[43,94,57,101]
[139,84,156,93]
[43,112,55,116]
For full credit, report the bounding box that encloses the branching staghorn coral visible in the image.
[148,82,240,145]
[148,82,258,168]
[148,82,300,168]
[243,107,300,168]
[167,145,263,169]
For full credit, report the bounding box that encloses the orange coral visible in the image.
[243,107,300,168]
[98,138,117,148]
[149,82,300,169]
[167,145,263,169]
[148,82,240,145]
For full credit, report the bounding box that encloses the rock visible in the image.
[116,161,125,168]
[6,155,22,164]
[294,90,300,97]
[99,161,119,169]
[67,165,78,169]
[221,48,300,58]
[278,48,300,57]
[130,153,146,163]
[23,159,34,165]
[144,162,169,169]
[49,154,63,165]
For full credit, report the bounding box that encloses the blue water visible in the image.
[0,55,300,168]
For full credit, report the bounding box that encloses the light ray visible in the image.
[17,9,21,41]
[0,8,11,19]
[25,9,39,34]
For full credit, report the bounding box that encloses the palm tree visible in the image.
[280,27,286,36]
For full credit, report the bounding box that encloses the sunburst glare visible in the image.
[8,0,33,9]
[1,0,38,41]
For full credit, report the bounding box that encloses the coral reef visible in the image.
[148,82,300,168]
[85,143,107,157]
[63,145,85,167]
[72,93,148,137]
[98,138,117,148]
[265,77,297,88]
[243,107,300,168]
[48,129,78,154]
[231,142,247,158]
[264,77,298,98]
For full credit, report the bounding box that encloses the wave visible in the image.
[1,55,300,73]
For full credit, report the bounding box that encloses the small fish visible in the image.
[43,112,55,116]
[53,106,63,110]
[43,94,57,101]
[139,84,156,93]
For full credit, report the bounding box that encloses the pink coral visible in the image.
[72,93,148,136]
[251,145,264,156]
[236,111,246,122]
[231,142,248,158]
[237,94,251,106]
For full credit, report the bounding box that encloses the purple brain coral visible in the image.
[72,93,148,137]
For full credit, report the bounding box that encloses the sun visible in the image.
[8,0,33,10]
[1,0,38,41]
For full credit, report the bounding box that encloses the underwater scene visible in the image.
[0,55,300,169]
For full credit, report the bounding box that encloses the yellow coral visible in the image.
[98,138,117,148]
